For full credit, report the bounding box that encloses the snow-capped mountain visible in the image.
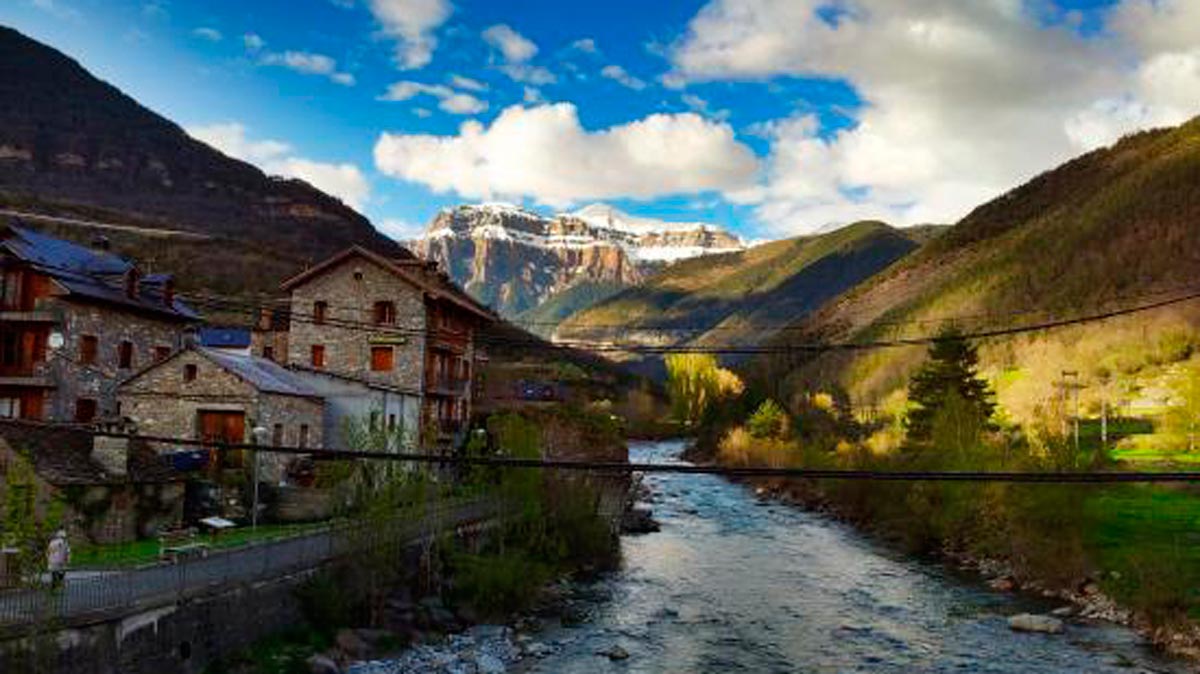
[414,203,745,318]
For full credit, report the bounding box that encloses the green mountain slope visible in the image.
[557,221,919,375]
[513,280,628,338]
[764,118,1200,427]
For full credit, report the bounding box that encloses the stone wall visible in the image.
[41,296,191,420]
[0,568,314,674]
[118,350,324,480]
[286,255,427,393]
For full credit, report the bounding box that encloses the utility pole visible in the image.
[1061,370,1081,453]
[251,426,269,531]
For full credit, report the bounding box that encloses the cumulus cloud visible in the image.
[261,50,355,86]
[192,27,222,42]
[570,38,598,54]
[666,0,1200,235]
[482,24,538,63]
[373,103,758,208]
[188,122,370,210]
[600,64,647,90]
[498,64,556,86]
[368,0,453,70]
[379,81,488,115]
[243,33,265,51]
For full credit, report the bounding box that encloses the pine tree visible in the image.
[905,327,996,443]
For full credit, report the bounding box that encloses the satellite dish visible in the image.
[47,332,65,350]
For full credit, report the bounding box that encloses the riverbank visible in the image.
[683,432,1200,661]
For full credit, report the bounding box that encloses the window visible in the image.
[154,346,171,362]
[79,335,98,365]
[272,423,284,446]
[183,363,198,382]
[311,344,325,368]
[117,341,133,369]
[370,346,393,371]
[299,424,309,449]
[313,301,328,324]
[370,411,381,431]
[262,345,274,361]
[373,301,396,325]
[0,398,19,419]
[74,398,97,423]
[388,414,396,430]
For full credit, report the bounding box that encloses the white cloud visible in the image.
[413,108,433,118]
[378,218,426,241]
[192,27,222,42]
[261,50,355,86]
[449,75,487,92]
[498,64,556,86]
[276,158,371,211]
[368,0,453,70]
[187,122,370,210]
[30,0,81,21]
[681,93,730,121]
[379,81,487,115]
[243,33,265,51]
[523,87,545,104]
[601,64,647,91]
[665,0,1200,235]
[482,24,538,63]
[570,38,598,54]
[373,103,758,208]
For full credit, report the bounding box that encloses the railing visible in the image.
[0,497,499,630]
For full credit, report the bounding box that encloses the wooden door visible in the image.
[198,410,246,468]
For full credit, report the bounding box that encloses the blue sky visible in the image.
[2,0,1195,241]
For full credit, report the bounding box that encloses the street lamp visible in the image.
[251,425,269,531]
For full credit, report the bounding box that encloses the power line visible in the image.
[4,421,1193,484]
[13,248,1200,355]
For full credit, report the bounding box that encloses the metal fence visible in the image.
[0,498,498,630]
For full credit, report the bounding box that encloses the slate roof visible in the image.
[0,221,201,321]
[197,347,320,398]
[198,327,252,348]
[278,245,495,322]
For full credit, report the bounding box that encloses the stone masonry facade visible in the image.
[118,350,323,481]
[47,298,190,420]
[286,255,426,393]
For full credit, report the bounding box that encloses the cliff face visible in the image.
[415,203,744,317]
[0,26,401,269]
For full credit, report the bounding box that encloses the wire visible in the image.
[0,422,1181,484]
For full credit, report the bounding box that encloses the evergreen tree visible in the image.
[905,328,996,443]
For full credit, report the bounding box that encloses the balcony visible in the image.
[426,377,469,397]
[0,361,53,387]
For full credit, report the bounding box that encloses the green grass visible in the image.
[74,521,331,569]
[1086,485,1200,620]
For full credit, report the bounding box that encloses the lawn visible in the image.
[73,520,332,569]
[1085,484,1200,619]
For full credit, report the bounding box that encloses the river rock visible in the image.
[337,629,371,659]
[1008,613,1064,634]
[988,576,1016,592]
[307,654,342,674]
[621,506,660,534]
[599,644,630,660]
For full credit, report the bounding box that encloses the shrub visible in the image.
[747,399,787,439]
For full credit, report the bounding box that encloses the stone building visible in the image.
[116,346,324,482]
[279,245,494,447]
[0,221,199,422]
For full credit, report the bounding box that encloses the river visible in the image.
[522,439,1189,673]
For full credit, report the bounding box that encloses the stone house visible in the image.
[279,246,495,447]
[116,346,324,483]
[0,220,200,422]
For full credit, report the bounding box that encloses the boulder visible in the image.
[476,652,507,674]
[599,644,630,660]
[988,576,1016,592]
[306,654,341,674]
[335,629,370,659]
[1008,613,1064,634]
[621,507,660,534]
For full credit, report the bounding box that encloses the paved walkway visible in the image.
[0,499,497,629]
